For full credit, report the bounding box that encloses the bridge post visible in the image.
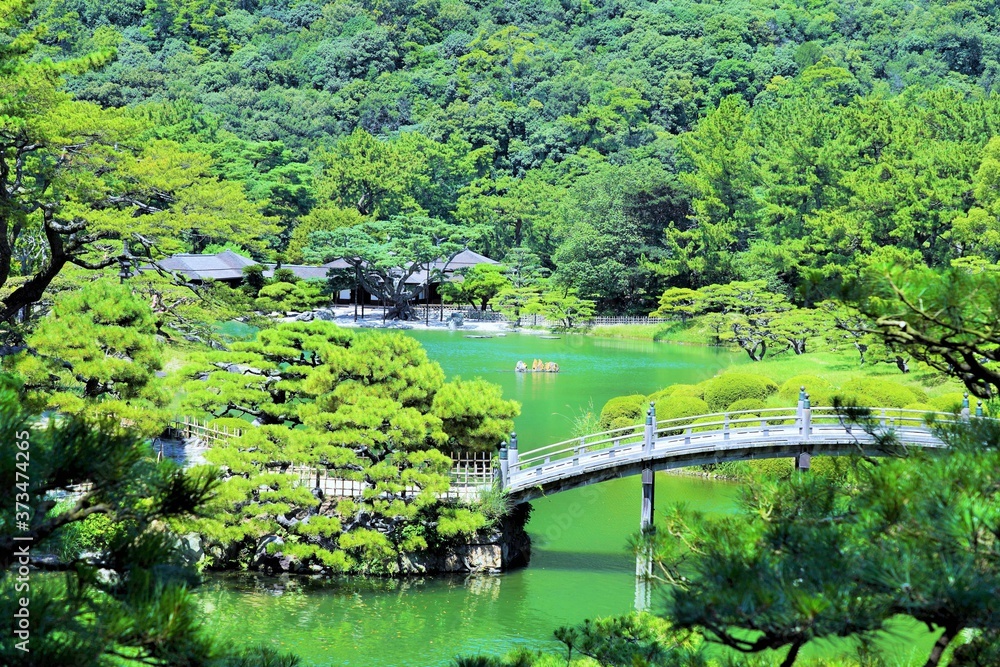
[797,386,806,419]
[498,442,509,489]
[796,451,811,473]
[977,400,984,418]
[801,393,811,440]
[644,402,655,453]
[508,432,518,469]
[962,393,970,419]
[723,413,730,440]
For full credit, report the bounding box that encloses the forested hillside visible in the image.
[23,0,1000,312]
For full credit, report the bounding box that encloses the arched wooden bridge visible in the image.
[498,399,970,507]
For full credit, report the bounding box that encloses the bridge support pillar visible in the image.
[640,467,655,531]
[635,466,655,611]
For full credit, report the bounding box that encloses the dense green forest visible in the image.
[13,0,1000,314]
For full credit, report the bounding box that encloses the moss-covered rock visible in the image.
[703,373,778,412]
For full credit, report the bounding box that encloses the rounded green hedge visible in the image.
[778,375,834,405]
[656,396,710,434]
[726,398,767,414]
[703,373,778,412]
[830,391,877,408]
[930,392,967,413]
[599,394,648,429]
[658,395,710,420]
[840,378,922,408]
[648,383,706,403]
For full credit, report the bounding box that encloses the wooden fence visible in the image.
[168,416,243,443]
[167,418,495,501]
[588,316,670,326]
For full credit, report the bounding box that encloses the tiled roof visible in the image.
[149,248,499,285]
[264,264,331,280]
[156,250,257,281]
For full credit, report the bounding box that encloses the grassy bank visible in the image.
[589,319,722,345]
[588,318,961,401]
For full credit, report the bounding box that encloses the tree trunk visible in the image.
[780,642,803,667]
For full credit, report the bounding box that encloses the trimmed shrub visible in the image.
[778,375,834,405]
[690,415,720,433]
[830,391,877,408]
[609,416,642,430]
[703,373,778,412]
[599,394,648,429]
[648,383,705,403]
[726,398,766,414]
[930,392,967,413]
[703,458,793,480]
[658,396,711,434]
[840,378,922,408]
[747,458,793,479]
[659,395,710,420]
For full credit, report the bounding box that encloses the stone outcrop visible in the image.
[515,359,559,373]
[245,503,532,577]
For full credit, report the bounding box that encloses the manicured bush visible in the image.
[778,375,834,405]
[930,392,967,413]
[840,378,922,408]
[609,416,642,430]
[830,391,877,408]
[726,398,767,414]
[599,394,648,429]
[690,414,723,433]
[659,395,710,421]
[747,458,794,479]
[703,458,793,480]
[658,396,711,434]
[648,383,705,403]
[703,373,778,412]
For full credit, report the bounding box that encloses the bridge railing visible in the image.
[512,422,647,472]
[510,405,968,478]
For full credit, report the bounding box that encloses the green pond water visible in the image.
[201,330,936,667]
